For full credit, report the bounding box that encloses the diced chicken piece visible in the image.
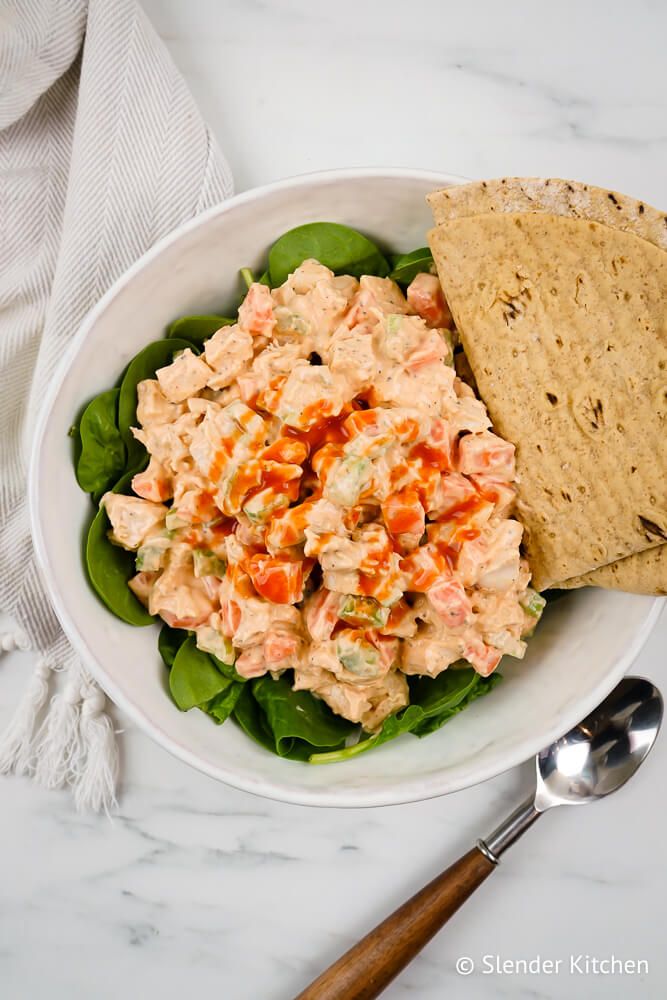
[235,645,267,679]
[292,662,403,729]
[156,349,213,403]
[471,475,516,518]
[131,412,198,473]
[273,260,359,347]
[406,272,453,329]
[132,456,172,502]
[400,630,462,677]
[190,401,267,481]
[277,259,335,296]
[379,599,420,638]
[102,493,168,550]
[238,283,276,338]
[327,325,377,394]
[187,397,222,417]
[346,275,409,328]
[457,520,523,590]
[136,379,186,426]
[148,558,216,629]
[204,324,253,389]
[322,567,362,596]
[275,361,349,430]
[457,431,516,481]
[128,571,158,606]
[371,354,456,416]
[447,387,492,435]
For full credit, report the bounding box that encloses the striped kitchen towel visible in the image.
[0,0,233,810]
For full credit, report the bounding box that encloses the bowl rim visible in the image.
[28,166,664,808]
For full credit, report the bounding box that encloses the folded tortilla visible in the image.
[428,211,667,592]
[428,178,667,594]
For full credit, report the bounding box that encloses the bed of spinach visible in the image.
[72,221,505,763]
[309,667,501,764]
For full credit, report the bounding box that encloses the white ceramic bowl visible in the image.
[30,168,662,807]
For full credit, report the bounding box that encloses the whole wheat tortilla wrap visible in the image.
[428,178,667,594]
[428,211,667,592]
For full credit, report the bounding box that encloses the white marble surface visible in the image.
[2,1,667,997]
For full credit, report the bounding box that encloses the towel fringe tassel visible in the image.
[0,657,51,775]
[1,645,119,812]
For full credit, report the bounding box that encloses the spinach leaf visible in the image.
[167,315,235,348]
[389,247,434,286]
[309,667,500,764]
[118,337,193,471]
[169,635,230,711]
[268,222,390,287]
[232,683,276,752]
[410,673,502,737]
[202,682,244,725]
[75,388,126,500]
[258,270,271,287]
[85,468,154,626]
[211,655,247,683]
[232,674,356,760]
[158,623,188,669]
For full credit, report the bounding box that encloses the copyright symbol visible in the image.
[456,956,475,976]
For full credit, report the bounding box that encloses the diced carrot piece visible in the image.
[406,273,453,328]
[261,438,309,465]
[457,432,515,480]
[238,283,275,338]
[381,489,425,537]
[263,630,299,665]
[246,554,304,604]
[428,578,472,628]
[463,636,503,676]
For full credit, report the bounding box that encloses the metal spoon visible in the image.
[295,676,663,1000]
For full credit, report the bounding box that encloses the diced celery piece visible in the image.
[385,314,403,335]
[336,633,380,678]
[243,489,289,524]
[165,509,188,531]
[339,596,390,629]
[196,627,236,665]
[326,456,371,506]
[135,545,164,572]
[521,588,546,619]
[192,549,227,579]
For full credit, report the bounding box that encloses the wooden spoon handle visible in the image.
[294,846,496,1000]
